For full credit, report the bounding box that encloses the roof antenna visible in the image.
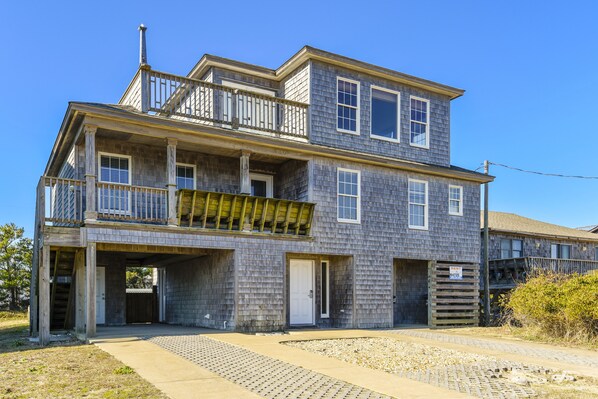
[138,24,148,66]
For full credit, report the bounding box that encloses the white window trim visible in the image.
[408,178,428,230]
[336,77,360,135]
[97,152,132,215]
[249,172,274,198]
[370,85,400,143]
[448,185,463,216]
[409,96,430,149]
[176,163,197,190]
[98,152,133,185]
[320,260,330,318]
[337,168,361,224]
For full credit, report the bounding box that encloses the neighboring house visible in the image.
[483,211,598,290]
[577,225,598,234]
[31,30,492,344]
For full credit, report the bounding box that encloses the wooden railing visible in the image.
[177,189,315,236]
[97,182,168,224]
[38,178,315,236]
[489,257,598,288]
[39,177,85,226]
[120,68,309,139]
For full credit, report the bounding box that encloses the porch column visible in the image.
[39,245,50,346]
[166,138,178,226]
[86,242,97,338]
[240,150,251,195]
[74,249,85,335]
[84,125,98,221]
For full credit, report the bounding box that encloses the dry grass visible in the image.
[0,311,166,399]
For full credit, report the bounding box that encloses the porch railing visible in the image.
[97,182,168,224]
[489,256,598,288]
[120,68,309,139]
[39,177,85,226]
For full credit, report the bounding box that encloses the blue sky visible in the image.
[1,0,597,236]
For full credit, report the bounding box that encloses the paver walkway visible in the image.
[93,326,598,399]
[393,330,598,368]
[149,334,391,399]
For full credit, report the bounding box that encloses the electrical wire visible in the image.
[487,161,598,180]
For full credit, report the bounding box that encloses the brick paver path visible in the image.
[393,330,598,368]
[149,335,392,399]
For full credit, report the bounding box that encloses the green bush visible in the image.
[505,272,598,342]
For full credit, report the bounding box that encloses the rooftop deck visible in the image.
[120,67,309,140]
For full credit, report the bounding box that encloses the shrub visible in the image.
[504,272,598,342]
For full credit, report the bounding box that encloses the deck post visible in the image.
[240,150,251,195]
[39,245,50,346]
[74,249,86,335]
[85,242,97,338]
[84,125,98,221]
[166,138,178,226]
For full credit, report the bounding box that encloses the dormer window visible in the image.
[371,87,399,142]
[410,97,429,148]
[337,78,359,134]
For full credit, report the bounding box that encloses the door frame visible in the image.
[288,259,315,326]
[96,266,106,325]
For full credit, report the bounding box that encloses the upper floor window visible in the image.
[98,153,131,215]
[410,97,429,148]
[371,87,399,141]
[337,168,360,223]
[595,247,598,261]
[337,78,359,134]
[249,173,273,197]
[551,244,571,259]
[408,179,428,229]
[176,163,196,190]
[99,153,130,185]
[500,239,522,258]
[448,185,463,216]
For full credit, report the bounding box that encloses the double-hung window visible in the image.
[337,168,360,223]
[551,244,571,259]
[410,97,429,148]
[448,185,463,216]
[176,164,196,190]
[408,179,428,229]
[500,239,522,258]
[371,87,399,141]
[337,78,359,134]
[98,153,131,214]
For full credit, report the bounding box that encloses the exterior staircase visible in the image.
[50,250,76,330]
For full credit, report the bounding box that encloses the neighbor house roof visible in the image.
[481,211,598,242]
[576,225,598,233]
[187,46,465,100]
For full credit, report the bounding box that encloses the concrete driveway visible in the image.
[91,325,598,399]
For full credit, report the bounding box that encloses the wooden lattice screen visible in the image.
[428,261,480,327]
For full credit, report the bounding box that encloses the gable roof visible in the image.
[481,211,598,242]
[187,46,465,100]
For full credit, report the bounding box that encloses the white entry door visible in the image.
[96,267,106,325]
[289,259,314,325]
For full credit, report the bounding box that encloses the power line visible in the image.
[487,161,598,180]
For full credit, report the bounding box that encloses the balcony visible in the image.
[120,67,309,140]
[38,177,315,237]
[489,257,598,289]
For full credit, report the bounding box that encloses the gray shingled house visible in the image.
[31,30,492,344]
[485,211,598,292]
